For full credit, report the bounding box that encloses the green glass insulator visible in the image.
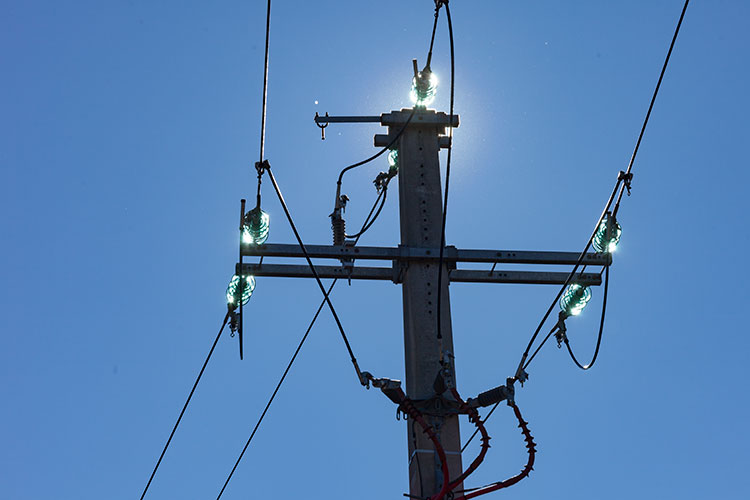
[226,274,256,308]
[592,213,622,253]
[387,148,399,173]
[560,284,592,317]
[242,207,270,245]
[410,70,438,107]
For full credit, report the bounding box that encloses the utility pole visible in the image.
[382,109,463,495]
[240,107,608,499]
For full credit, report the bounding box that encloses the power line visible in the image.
[258,0,272,166]
[563,265,610,370]
[613,0,690,217]
[264,164,365,383]
[476,0,691,439]
[139,312,230,500]
[215,280,337,499]
[215,184,387,498]
[435,1,455,349]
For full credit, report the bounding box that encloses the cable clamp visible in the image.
[514,367,529,387]
[228,310,239,337]
[554,311,568,348]
[618,170,634,196]
[255,159,270,176]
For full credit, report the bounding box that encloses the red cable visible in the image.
[395,390,451,500]
[455,401,536,500]
[441,388,491,494]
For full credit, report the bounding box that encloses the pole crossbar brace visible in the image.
[240,243,611,267]
[313,109,459,127]
[238,263,602,286]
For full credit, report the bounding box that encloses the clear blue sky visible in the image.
[2,1,748,499]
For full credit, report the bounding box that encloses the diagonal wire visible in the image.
[215,186,385,499]
[258,0,272,166]
[515,0,690,378]
[466,0,693,447]
[265,165,365,383]
[613,0,690,216]
[215,280,336,499]
[139,312,230,500]
[462,400,500,453]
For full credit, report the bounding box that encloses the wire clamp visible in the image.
[514,367,529,386]
[618,170,634,196]
[554,311,568,348]
[255,159,270,176]
[228,310,239,338]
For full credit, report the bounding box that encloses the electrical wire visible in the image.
[425,1,441,69]
[264,166,365,383]
[564,264,610,370]
[139,312,230,500]
[461,399,500,453]
[215,280,336,500]
[344,181,390,240]
[258,0,271,166]
[215,188,384,498]
[513,179,621,378]
[520,262,610,371]
[515,0,689,378]
[454,401,536,500]
[333,109,416,215]
[435,1,455,349]
[613,0,690,218]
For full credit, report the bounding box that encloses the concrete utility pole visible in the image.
[381,109,463,495]
[241,107,608,499]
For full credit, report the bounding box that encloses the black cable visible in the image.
[258,0,271,166]
[461,399,500,453]
[345,182,389,240]
[425,2,441,69]
[215,280,336,499]
[613,0,690,217]
[265,166,365,383]
[216,181,384,498]
[515,0,690,378]
[334,109,416,212]
[523,323,561,370]
[139,312,230,500]
[435,2,455,349]
[564,264,610,370]
[514,179,622,378]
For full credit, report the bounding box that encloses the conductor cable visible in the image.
[139,312,230,500]
[613,0,690,217]
[435,1,456,352]
[215,181,391,498]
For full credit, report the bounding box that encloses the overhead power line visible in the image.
[460,0,693,451]
[139,313,230,500]
[215,180,388,498]
[215,280,337,500]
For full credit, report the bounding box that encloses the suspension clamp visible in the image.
[514,367,529,386]
[255,159,270,176]
[554,311,568,348]
[618,170,634,196]
[228,310,239,338]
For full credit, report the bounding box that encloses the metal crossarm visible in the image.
[241,243,611,267]
[237,262,602,286]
